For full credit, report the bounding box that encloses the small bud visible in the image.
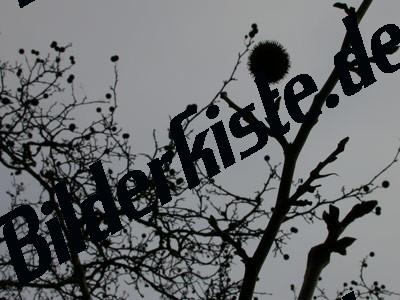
[1,97,11,105]
[50,41,58,49]
[67,74,75,84]
[110,55,119,62]
[69,123,76,131]
[382,180,390,188]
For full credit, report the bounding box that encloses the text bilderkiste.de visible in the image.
[1,10,399,284]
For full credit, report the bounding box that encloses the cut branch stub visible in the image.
[322,205,340,232]
[342,200,378,227]
[332,237,357,255]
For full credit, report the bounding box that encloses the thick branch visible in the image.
[238,1,373,299]
[298,201,377,300]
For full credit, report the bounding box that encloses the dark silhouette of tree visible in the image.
[0,1,399,299]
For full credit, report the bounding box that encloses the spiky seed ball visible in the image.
[248,40,290,84]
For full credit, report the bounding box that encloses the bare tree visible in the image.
[0,1,399,299]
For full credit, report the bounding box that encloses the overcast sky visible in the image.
[1,0,400,299]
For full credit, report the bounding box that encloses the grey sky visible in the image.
[1,0,400,298]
